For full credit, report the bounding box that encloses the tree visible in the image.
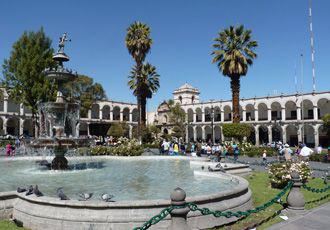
[149,125,161,139]
[107,123,124,138]
[63,75,106,117]
[222,123,252,141]
[128,63,160,127]
[212,25,258,123]
[169,102,186,139]
[125,21,153,139]
[2,28,57,135]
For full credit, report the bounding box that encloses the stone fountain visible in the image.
[31,32,90,170]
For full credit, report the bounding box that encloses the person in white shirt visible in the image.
[300,145,313,161]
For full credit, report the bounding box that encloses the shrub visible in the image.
[80,138,144,156]
[269,161,311,188]
[107,123,124,138]
[222,123,252,139]
[309,153,328,163]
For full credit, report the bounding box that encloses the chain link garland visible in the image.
[302,183,330,193]
[133,181,292,230]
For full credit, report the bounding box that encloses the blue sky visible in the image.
[0,0,329,111]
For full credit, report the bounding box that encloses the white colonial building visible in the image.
[151,84,330,147]
[0,89,138,138]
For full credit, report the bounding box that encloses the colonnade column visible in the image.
[110,109,113,121]
[314,126,319,147]
[193,126,197,142]
[220,126,225,142]
[297,124,303,143]
[255,125,260,146]
[185,126,189,143]
[120,111,123,121]
[19,118,24,136]
[129,112,133,122]
[129,125,133,138]
[20,104,24,116]
[87,122,90,136]
[193,112,196,123]
[297,107,301,120]
[242,110,246,122]
[281,107,286,121]
[99,109,103,120]
[282,124,287,144]
[3,118,7,135]
[3,98,8,113]
[88,109,92,119]
[202,112,205,123]
[202,126,205,141]
[254,109,258,121]
[313,106,319,120]
[75,122,80,137]
[220,110,224,122]
[267,108,272,121]
[268,126,272,143]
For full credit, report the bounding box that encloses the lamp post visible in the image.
[210,100,215,144]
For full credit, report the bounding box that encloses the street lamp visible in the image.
[210,100,215,144]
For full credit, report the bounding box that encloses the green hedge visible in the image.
[0,140,15,148]
[222,123,252,139]
[309,153,329,163]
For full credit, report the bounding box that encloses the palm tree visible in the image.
[125,21,153,137]
[212,25,258,123]
[128,63,160,125]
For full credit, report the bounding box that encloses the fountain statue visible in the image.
[31,32,90,170]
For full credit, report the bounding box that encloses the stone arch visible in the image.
[204,107,211,122]
[214,126,221,143]
[113,106,120,120]
[258,125,268,144]
[7,98,20,113]
[132,108,138,122]
[196,108,202,122]
[204,126,212,142]
[214,106,221,122]
[79,122,88,136]
[317,98,330,119]
[187,108,194,123]
[285,101,297,120]
[303,124,315,147]
[123,107,130,121]
[196,126,203,141]
[301,99,314,120]
[271,102,281,120]
[91,104,100,119]
[318,125,329,147]
[245,104,255,121]
[224,105,231,121]
[187,126,194,142]
[23,119,34,137]
[286,125,298,146]
[272,125,282,142]
[258,103,268,121]
[6,117,19,136]
[102,105,110,120]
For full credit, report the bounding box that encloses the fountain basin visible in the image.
[0,156,252,229]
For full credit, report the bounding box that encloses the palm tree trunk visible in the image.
[141,96,147,127]
[136,62,143,142]
[230,75,241,123]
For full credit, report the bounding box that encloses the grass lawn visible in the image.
[217,172,330,230]
[0,220,28,230]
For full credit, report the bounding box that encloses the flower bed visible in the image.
[78,137,144,156]
[269,161,311,188]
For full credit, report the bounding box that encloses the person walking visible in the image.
[173,142,179,156]
[232,142,239,162]
[262,149,267,165]
[6,143,11,156]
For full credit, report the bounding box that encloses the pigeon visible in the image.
[100,193,115,202]
[33,185,43,197]
[77,192,93,201]
[17,187,27,193]
[56,188,70,200]
[25,185,33,196]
